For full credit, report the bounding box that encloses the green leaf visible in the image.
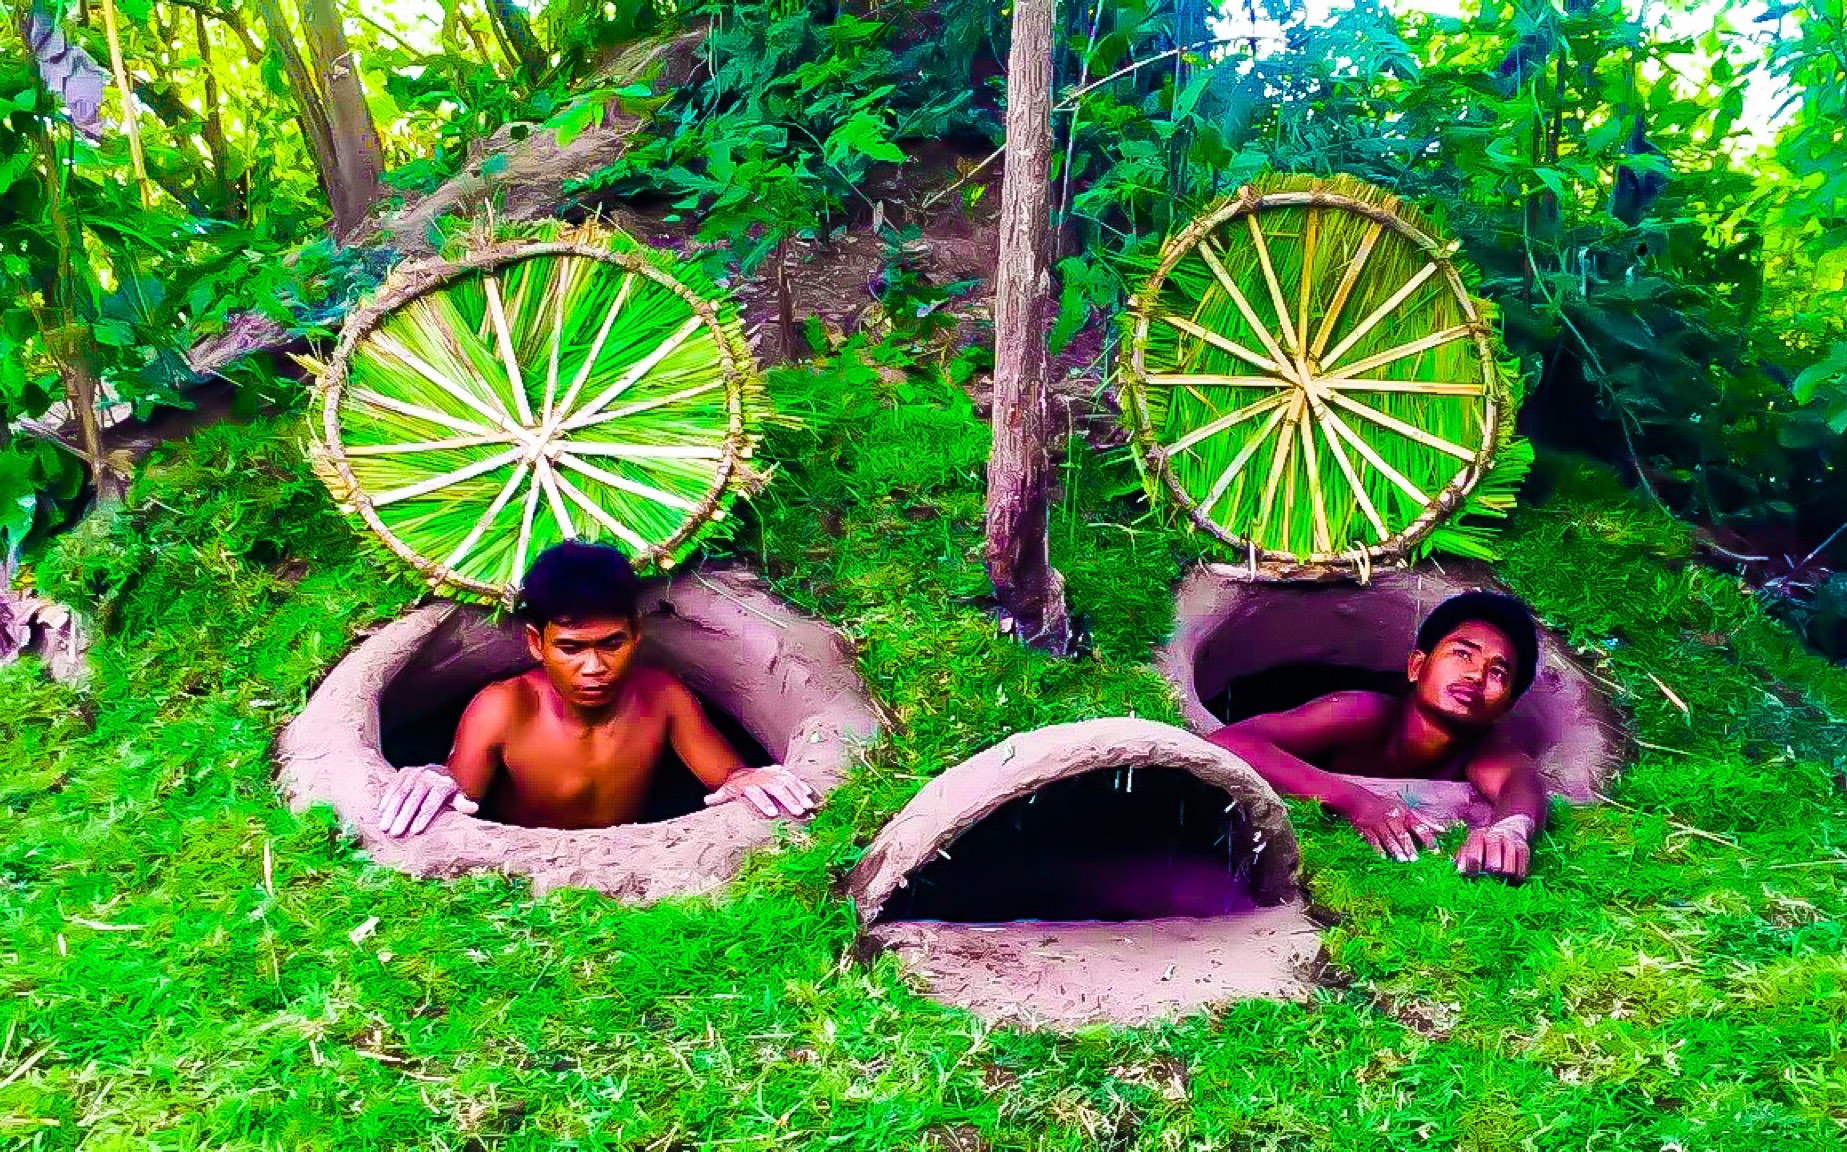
[1484,136,1521,165]
[365,78,401,128]
[547,98,604,150]
[824,111,904,168]
[1172,66,1216,124]
[1791,343,1847,405]
[0,150,31,197]
[1050,257,1092,356]
[88,319,134,347]
[611,83,669,117]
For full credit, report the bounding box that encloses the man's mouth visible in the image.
[1446,685,1484,709]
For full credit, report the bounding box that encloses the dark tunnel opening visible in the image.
[875,766,1262,924]
[1202,660,1410,726]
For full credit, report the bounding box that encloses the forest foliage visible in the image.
[3,0,1846,646]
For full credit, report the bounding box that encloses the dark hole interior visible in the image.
[379,668,773,824]
[877,766,1259,924]
[1202,661,1409,726]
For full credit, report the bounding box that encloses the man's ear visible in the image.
[524,622,545,662]
[1406,648,1428,683]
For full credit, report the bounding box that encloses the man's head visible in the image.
[1406,591,1539,729]
[517,541,643,709]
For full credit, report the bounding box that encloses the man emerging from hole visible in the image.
[1207,592,1546,880]
[376,541,816,836]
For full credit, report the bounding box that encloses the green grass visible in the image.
[2,339,1844,1149]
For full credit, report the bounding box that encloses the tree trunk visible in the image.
[983,0,1070,654]
[771,233,799,363]
[487,0,546,82]
[251,0,339,216]
[27,121,125,506]
[299,0,383,241]
[460,4,502,76]
[194,7,240,219]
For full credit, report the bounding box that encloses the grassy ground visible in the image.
[3,341,1844,1150]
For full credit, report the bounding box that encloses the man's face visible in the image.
[1407,620,1519,728]
[525,615,639,710]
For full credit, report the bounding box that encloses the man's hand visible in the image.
[1338,790,1443,862]
[376,765,479,837]
[1455,814,1534,880]
[703,765,817,819]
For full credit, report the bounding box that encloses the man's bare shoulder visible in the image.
[623,664,695,708]
[1223,688,1396,746]
[1309,689,1399,719]
[464,671,544,725]
[1292,689,1398,739]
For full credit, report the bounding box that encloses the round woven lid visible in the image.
[309,227,761,604]
[1123,176,1514,573]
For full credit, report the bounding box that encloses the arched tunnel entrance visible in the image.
[849,718,1320,1029]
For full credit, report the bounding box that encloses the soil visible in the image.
[865,909,1321,1029]
[0,587,86,683]
[274,568,879,903]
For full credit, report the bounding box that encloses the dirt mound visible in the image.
[276,568,879,903]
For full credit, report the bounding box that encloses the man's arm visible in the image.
[1455,746,1546,879]
[660,677,815,819]
[376,682,511,837]
[443,685,514,799]
[1207,692,1441,862]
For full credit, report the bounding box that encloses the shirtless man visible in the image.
[376,541,815,836]
[1207,591,1547,880]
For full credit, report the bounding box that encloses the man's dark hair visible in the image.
[1414,591,1540,699]
[517,541,641,628]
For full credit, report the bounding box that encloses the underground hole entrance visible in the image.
[849,719,1322,1029]
[876,766,1260,923]
[1204,662,1409,727]
[379,672,773,826]
[276,569,879,903]
[1159,564,1630,827]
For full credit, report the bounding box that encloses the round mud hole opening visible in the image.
[276,569,879,903]
[849,718,1322,1029]
[1159,564,1629,827]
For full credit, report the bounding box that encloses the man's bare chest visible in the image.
[497,713,671,801]
[1319,741,1470,782]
